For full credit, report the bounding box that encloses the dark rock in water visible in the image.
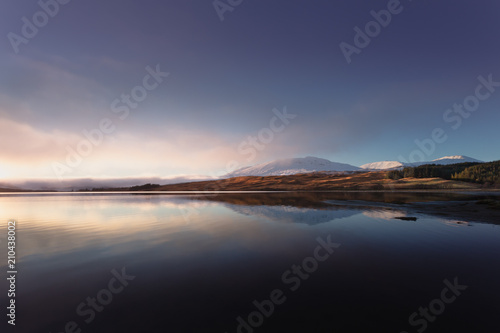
[394,216,418,221]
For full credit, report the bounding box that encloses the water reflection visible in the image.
[0,192,498,332]
[225,204,362,224]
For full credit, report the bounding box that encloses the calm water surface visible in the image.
[0,192,499,332]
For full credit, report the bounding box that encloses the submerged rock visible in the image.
[394,216,418,221]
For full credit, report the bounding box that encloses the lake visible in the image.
[0,192,499,332]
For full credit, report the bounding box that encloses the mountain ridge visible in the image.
[361,155,483,170]
[225,156,361,177]
[227,155,484,177]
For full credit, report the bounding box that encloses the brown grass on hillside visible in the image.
[152,171,480,192]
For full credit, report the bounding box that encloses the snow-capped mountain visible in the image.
[225,155,483,177]
[428,155,483,165]
[360,161,404,170]
[361,155,483,170]
[225,157,361,177]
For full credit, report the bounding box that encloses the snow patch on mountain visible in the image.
[225,155,484,176]
[361,155,483,170]
[429,155,482,165]
[360,161,404,170]
[225,156,361,177]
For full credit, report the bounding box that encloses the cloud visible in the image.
[0,54,114,130]
[0,117,79,163]
[0,112,302,179]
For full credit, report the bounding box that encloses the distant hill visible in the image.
[225,156,360,177]
[361,155,484,170]
[425,155,483,165]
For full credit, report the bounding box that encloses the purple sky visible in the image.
[1,0,500,180]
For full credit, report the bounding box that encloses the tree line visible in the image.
[386,161,500,185]
[451,161,500,184]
